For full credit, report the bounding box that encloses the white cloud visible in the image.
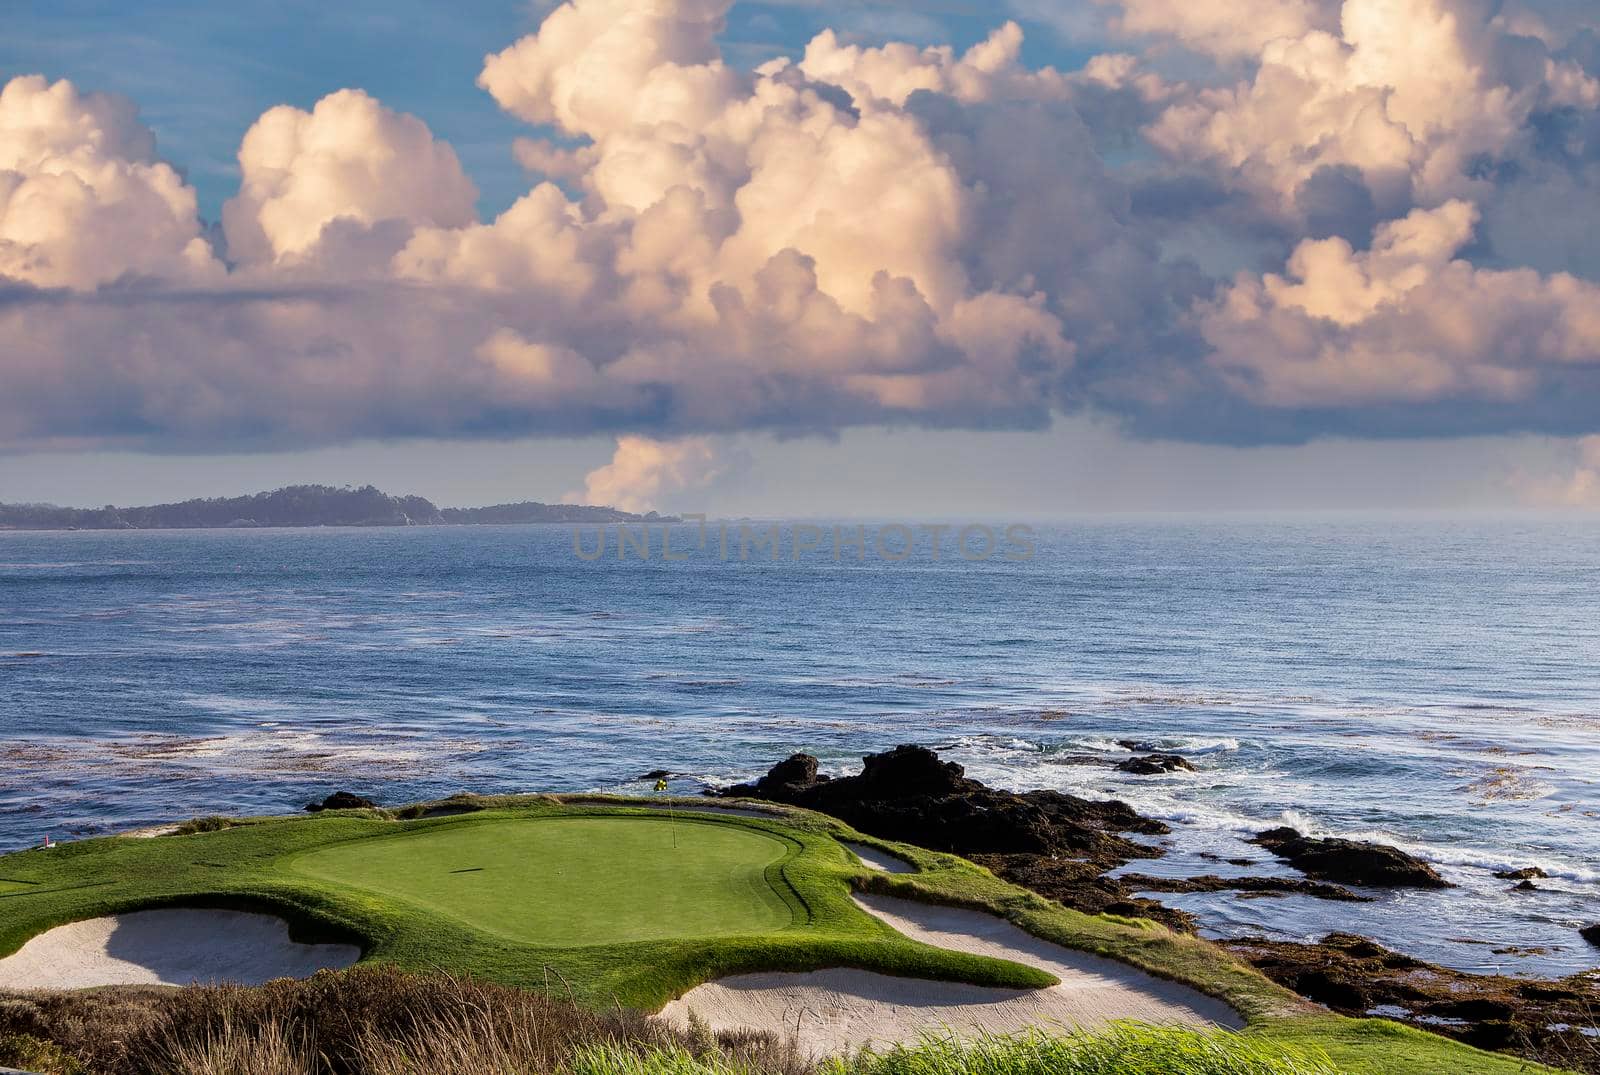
[568,435,729,511]
[1202,201,1600,407]
[0,76,219,289]
[1146,0,1600,216]
[223,89,478,266]
[1099,0,1339,60]
[1,0,1599,453]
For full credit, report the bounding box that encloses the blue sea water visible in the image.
[1,518,1597,977]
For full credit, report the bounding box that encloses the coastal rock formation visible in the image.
[720,745,1207,929]
[1228,932,1600,1069]
[1252,827,1451,888]
[1117,873,1369,902]
[306,791,376,813]
[1116,753,1195,775]
[720,745,1166,863]
[969,854,1195,932]
[1495,866,1548,880]
[1582,924,1600,948]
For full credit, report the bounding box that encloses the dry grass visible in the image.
[0,966,809,1075]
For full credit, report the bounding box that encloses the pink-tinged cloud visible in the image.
[1,0,1598,452]
[568,435,733,513]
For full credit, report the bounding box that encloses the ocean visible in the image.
[2,518,1597,978]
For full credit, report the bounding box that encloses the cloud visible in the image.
[1202,201,1600,408]
[1144,0,1600,219]
[0,76,220,289]
[1098,0,1339,60]
[1,0,1599,454]
[1512,435,1600,506]
[568,435,731,511]
[223,89,478,267]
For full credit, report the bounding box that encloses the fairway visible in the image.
[289,816,795,946]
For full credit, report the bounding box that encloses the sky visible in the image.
[2,0,1599,514]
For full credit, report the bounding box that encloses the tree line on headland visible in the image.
[0,484,666,530]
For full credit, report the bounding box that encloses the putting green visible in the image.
[288,816,795,946]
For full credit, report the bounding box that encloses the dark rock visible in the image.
[1293,969,1369,1010]
[721,745,1166,864]
[1459,1021,1517,1050]
[974,854,1196,932]
[639,769,673,781]
[1581,924,1600,948]
[1116,753,1195,775]
[1512,879,1539,891]
[731,752,822,796]
[1118,873,1370,902]
[1435,997,1515,1022]
[306,791,376,813]
[1252,827,1451,888]
[1494,866,1548,880]
[1516,982,1583,1002]
[1226,932,1600,1072]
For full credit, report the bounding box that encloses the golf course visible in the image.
[0,796,1567,1073]
[289,816,795,946]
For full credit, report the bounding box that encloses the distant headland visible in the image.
[0,484,669,530]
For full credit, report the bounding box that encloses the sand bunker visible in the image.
[659,893,1241,1056]
[0,909,360,990]
[841,841,916,873]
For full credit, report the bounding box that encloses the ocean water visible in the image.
[1,518,1597,977]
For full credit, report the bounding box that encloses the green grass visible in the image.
[0,795,1570,1074]
[565,1026,1342,1075]
[289,817,795,946]
[0,877,45,896]
[826,1025,1339,1075]
[0,800,1052,1009]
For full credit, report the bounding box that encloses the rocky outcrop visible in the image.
[305,791,376,813]
[1116,753,1195,775]
[970,854,1195,931]
[719,745,1165,865]
[1228,932,1600,1070]
[1252,827,1451,888]
[1117,873,1370,902]
[1581,924,1600,948]
[1495,866,1548,880]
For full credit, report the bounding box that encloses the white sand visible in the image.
[840,841,916,873]
[659,893,1241,1056]
[0,909,360,990]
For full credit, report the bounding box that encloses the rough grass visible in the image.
[0,972,1331,1075]
[0,964,810,1075]
[823,1025,1339,1075]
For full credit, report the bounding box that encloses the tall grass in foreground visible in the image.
[823,1026,1338,1075]
[565,1026,1337,1075]
[2,969,1334,1075]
